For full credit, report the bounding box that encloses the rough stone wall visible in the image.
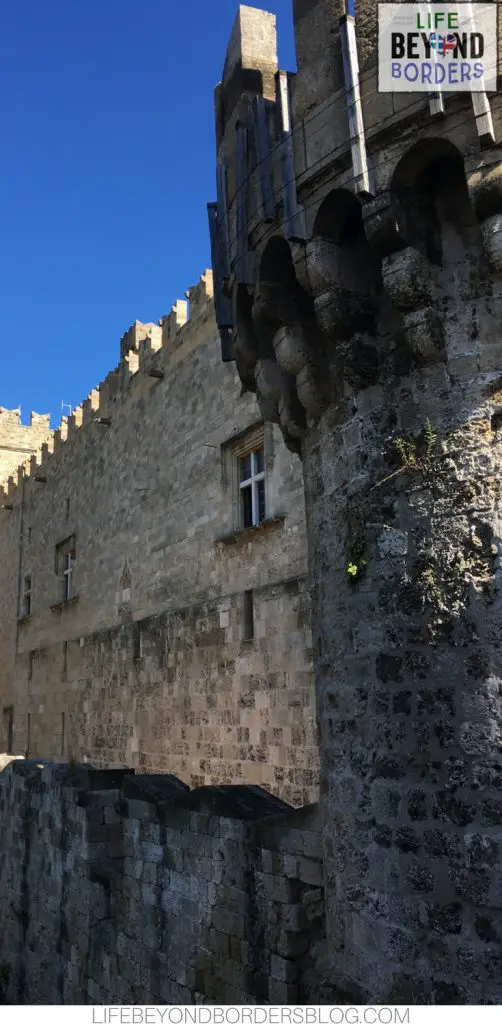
[25,583,317,806]
[213,2,502,1006]
[0,278,317,805]
[0,409,52,488]
[0,760,327,1005]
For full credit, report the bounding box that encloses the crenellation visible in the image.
[188,269,214,322]
[81,391,100,426]
[0,406,53,488]
[53,418,69,450]
[66,405,84,441]
[161,298,189,345]
[98,369,120,411]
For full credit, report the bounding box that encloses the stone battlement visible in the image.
[0,269,214,507]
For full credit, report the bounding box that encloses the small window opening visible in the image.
[2,706,13,754]
[133,622,141,661]
[243,590,255,641]
[22,575,32,617]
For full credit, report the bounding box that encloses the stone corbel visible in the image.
[466,152,502,278]
[364,192,445,367]
[306,236,367,342]
[272,324,330,421]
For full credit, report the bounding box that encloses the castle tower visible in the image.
[0,408,52,488]
[210,2,502,1003]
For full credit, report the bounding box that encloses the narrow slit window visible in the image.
[133,623,141,661]
[2,706,13,754]
[22,575,32,617]
[243,590,255,641]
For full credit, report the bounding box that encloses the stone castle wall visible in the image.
[0,408,52,488]
[0,760,327,1005]
[211,0,502,1005]
[0,273,318,806]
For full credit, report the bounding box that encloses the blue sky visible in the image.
[0,1,296,425]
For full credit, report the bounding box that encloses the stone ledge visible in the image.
[50,595,79,613]
[215,515,285,546]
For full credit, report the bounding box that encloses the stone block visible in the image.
[270,953,299,982]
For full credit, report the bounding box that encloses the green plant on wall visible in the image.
[346,537,367,583]
[370,419,438,493]
[394,419,437,474]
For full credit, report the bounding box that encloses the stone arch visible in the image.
[391,138,478,265]
[253,234,315,349]
[307,188,381,342]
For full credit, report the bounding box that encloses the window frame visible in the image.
[55,535,76,604]
[222,423,272,534]
[238,448,266,529]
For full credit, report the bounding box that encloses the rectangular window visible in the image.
[56,537,76,603]
[65,497,70,520]
[27,526,32,544]
[243,590,254,641]
[2,706,13,754]
[62,641,68,677]
[22,575,32,617]
[239,447,266,528]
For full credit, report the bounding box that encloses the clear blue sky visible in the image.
[0,1,296,425]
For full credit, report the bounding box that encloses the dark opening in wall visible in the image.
[2,706,13,754]
[61,712,65,757]
[133,622,142,661]
[243,590,255,641]
[491,410,502,432]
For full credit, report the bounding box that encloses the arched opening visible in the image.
[308,189,381,342]
[391,139,477,265]
[254,235,316,355]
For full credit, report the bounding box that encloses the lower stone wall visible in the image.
[0,760,331,1005]
[8,578,318,807]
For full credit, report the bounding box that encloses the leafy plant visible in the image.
[346,538,367,583]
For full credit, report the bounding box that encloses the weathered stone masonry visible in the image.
[0,760,327,1005]
[211,0,502,1005]
[0,409,52,489]
[0,273,318,806]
